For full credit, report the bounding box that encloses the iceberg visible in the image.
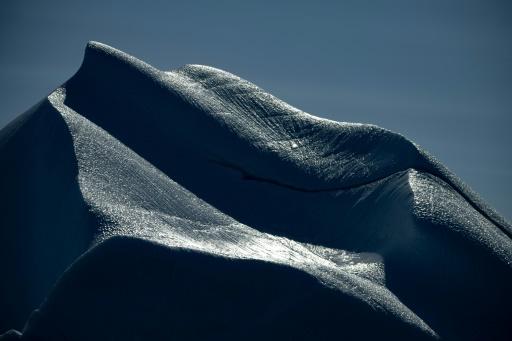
[0,42,510,340]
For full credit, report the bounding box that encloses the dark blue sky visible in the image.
[1,0,510,220]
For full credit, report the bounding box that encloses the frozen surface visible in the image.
[1,42,511,340]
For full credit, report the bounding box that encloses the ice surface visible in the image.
[1,42,511,340]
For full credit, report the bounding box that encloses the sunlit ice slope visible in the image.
[0,41,511,340]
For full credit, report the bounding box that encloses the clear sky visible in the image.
[1,0,510,220]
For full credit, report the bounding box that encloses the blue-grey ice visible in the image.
[0,42,510,340]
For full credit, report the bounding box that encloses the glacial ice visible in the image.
[0,41,511,340]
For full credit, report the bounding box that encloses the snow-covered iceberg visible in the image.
[0,42,510,340]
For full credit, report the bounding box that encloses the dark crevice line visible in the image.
[209,158,403,193]
[209,159,512,240]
